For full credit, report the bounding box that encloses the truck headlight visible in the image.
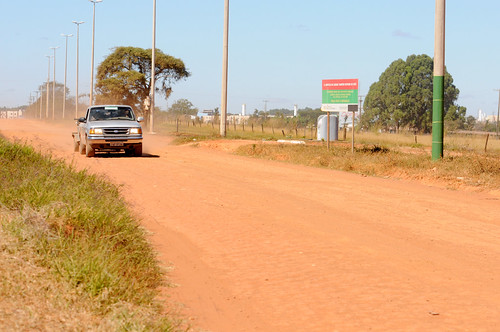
[130,128,142,134]
[89,128,103,135]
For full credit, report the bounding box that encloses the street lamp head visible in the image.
[61,33,73,37]
[49,46,60,51]
[89,0,103,3]
[72,20,85,24]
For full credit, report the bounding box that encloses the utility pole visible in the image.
[89,0,103,106]
[220,0,229,136]
[432,0,445,160]
[495,89,500,138]
[358,95,364,126]
[149,0,156,133]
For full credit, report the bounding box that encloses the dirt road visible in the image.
[2,119,500,331]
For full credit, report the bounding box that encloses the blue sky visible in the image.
[1,0,499,118]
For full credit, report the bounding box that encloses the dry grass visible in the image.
[156,119,500,154]
[235,141,500,192]
[356,131,500,153]
[0,137,185,331]
[156,121,500,191]
[0,214,113,331]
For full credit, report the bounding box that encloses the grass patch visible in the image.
[160,122,499,190]
[0,137,183,330]
[157,121,310,143]
[156,119,500,154]
[236,141,500,190]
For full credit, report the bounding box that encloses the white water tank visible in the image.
[317,114,338,141]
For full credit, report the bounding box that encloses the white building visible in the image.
[478,109,487,122]
[0,109,23,119]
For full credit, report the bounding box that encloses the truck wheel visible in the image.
[85,143,95,158]
[133,144,142,157]
[79,141,85,155]
[73,140,79,152]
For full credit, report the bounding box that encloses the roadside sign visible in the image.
[321,104,348,112]
[321,78,359,153]
[321,79,358,112]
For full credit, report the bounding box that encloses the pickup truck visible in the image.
[72,105,144,157]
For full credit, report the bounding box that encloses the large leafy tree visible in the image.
[168,98,198,117]
[362,54,462,133]
[95,46,190,117]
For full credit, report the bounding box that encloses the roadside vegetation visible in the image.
[0,137,183,331]
[154,121,500,191]
[236,141,500,191]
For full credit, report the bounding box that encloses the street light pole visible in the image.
[50,46,59,120]
[220,0,229,137]
[38,86,43,119]
[73,21,84,118]
[33,91,39,118]
[89,0,102,107]
[61,34,73,120]
[149,0,156,133]
[45,55,51,119]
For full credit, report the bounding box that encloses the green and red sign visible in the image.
[321,79,358,112]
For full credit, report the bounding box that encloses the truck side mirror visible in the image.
[78,117,86,123]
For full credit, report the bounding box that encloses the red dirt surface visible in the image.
[2,119,500,331]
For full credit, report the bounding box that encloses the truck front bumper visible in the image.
[86,136,142,150]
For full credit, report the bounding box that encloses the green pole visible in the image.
[432,75,444,160]
[432,0,445,160]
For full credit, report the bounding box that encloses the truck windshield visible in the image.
[89,107,134,121]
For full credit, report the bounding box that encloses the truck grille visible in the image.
[103,128,129,135]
